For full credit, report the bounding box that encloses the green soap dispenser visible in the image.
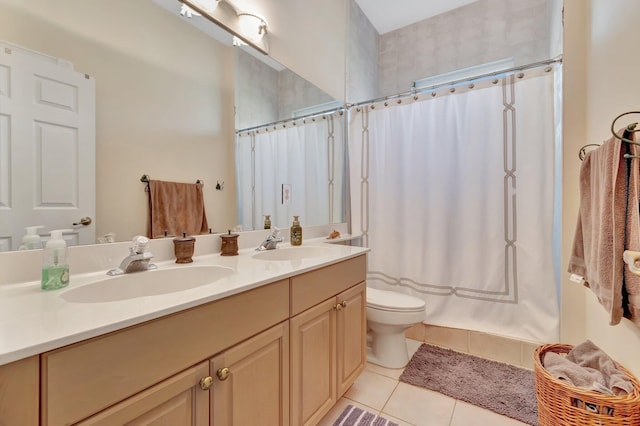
[41,229,70,291]
[290,216,302,246]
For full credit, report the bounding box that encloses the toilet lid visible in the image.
[367,287,425,312]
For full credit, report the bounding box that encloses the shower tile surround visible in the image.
[348,0,556,101]
[406,323,540,369]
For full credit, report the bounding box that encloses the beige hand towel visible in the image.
[543,340,634,396]
[147,179,209,239]
[568,131,627,325]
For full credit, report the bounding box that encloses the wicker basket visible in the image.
[533,344,640,426]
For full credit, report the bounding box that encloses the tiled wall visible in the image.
[348,0,557,101]
[235,50,337,131]
[347,0,380,103]
[235,50,279,130]
[379,0,555,97]
[406,323,540,370]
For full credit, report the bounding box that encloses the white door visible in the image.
[0,42,95,251]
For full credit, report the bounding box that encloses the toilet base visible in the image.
[366,327,411,369]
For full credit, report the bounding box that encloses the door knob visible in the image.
[73,217,92,226]
[217,367,231,381]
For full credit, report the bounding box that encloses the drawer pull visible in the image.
[217,367,231,381]
[199,376,213,390]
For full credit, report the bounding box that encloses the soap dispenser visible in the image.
[19,225,44,250]
[41,229,71,291]
[264,215,271,229]
[290,216,302,246]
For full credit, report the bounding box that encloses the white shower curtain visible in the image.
[349,66,560,342]
[236,114,343,230]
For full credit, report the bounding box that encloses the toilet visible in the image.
[366,287,426,369]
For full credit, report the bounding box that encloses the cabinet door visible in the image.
[290,297,337,426]
[211,321,290,426]
[336,282,367,397]
[76,361,209,425]
[0,356,39,426]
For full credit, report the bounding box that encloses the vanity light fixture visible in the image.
[180,0,219,17]
[237,12,268,42]
[178,0,269,55]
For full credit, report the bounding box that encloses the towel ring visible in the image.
[578,144,600,161]
[610,111,640,146]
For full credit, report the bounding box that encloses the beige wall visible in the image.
[563,0,640,376]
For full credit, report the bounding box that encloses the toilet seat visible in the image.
[366,287,425,313]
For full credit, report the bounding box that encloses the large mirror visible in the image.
[0,0,346,251]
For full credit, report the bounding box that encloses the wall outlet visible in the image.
[282,184,291,205]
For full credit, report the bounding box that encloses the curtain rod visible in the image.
[346,56,563,110]
[236,56,562,134]
[236,107,345,135]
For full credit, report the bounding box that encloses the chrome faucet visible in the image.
[256,227,284,251]
[107,236,157,275]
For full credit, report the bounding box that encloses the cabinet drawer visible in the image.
[290,255,366,316]
[41,279,289,426]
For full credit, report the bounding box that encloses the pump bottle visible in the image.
[290,216,302,246]
[41,229,71,291]
[19,225,44,250]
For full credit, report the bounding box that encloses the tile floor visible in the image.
[318,339,529,426]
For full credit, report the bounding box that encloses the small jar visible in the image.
[220,230,239,256]
[173,233,195,263]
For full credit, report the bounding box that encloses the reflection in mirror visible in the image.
[234,48,346,231]
[0,0,346,251]
[160,0,347,231]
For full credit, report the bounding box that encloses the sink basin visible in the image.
[252,246,331,261]
[61,265,234,303]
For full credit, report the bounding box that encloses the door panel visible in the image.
[290,297,337,426]
[0,41,95,251]
[212,322,290,426]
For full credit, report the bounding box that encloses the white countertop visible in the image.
[0,238,369,366]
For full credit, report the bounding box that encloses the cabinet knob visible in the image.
[340,301,347,308]
[217,367,231,381]
[335,301,347,311]
[199,376,213,390]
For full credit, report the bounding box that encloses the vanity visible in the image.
[0,233,368,426]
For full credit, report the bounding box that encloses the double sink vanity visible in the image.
[0,227,369,425]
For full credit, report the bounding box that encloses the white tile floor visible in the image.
[318,339,529,426]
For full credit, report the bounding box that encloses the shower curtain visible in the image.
[236,114,344,230]
[348,65,561,342]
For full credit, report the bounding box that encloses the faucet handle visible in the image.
[268,227,281,239]
[132,235,150,254]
